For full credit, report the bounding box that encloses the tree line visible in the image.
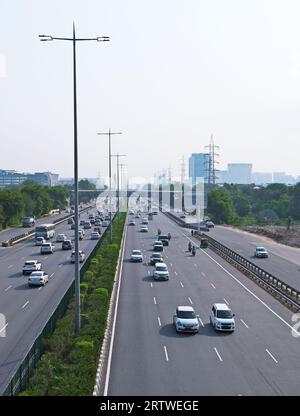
[0,179,99,230]
[207,183,300,226]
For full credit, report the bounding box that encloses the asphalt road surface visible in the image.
[107,208,300,396]
[0,204,109,394]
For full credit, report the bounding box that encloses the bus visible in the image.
[35,223,55,240]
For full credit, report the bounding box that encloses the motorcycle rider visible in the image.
[192,245,196,256]
[188,241,192,252]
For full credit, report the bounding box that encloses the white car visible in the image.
[28,271,49,287]
[210,303,235,332]
[91,231,100,240]
[130,250,143,262]
[173,306,199,333]
[22,260,42,275]
[142,217,149,224]
[35,237,45,246]
[254,247,268,258]
[40,242,55,254]
[140,225,148,232]
[153,262,169,281]
[71,250,85,263]
[56,233,67,243]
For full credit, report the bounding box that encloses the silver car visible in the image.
[28,271,49,287]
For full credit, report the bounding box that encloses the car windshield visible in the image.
[216,310,233,319]
[25,261,35,265]
[256,247,266,251]
[177,310,196,319]
[132,251,141,255]
[31,272,42,276]
[152,254,162,258]
[156,266,167,272]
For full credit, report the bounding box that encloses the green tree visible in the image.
[207,188,234,224]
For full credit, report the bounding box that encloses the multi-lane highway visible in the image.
[0,208,82,245]
[205,226,300,290]
[106,207,300,396]
[0,203,109,395]
[172,211,300,291]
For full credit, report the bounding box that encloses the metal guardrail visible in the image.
[163,209,300,312]
[1,205,93,247]
[1,213,115,396]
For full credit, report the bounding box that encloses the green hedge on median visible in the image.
[19,213,126,396]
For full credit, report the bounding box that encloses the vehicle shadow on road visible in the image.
[142,275,153,282]
[14,282,33,290]
[159,324,198,338]
[8,272,22,279]
[200,323,234,337]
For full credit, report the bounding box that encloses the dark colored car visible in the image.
[158,235,169,246]
[150,253,164,265]
[62,240,73,250]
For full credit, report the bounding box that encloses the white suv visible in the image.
[153,262,169,281]
[210,303,235,332]
[22,260,42,275]
[40,242,55,254]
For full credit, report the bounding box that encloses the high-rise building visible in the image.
[188,153,210,183]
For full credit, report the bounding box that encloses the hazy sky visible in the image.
[1,0,300,181]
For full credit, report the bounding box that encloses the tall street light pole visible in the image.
[119,163,127,211]
[111,153,126,216]
[97,130,122,242]
[39,25,109,335]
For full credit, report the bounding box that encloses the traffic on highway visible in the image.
[0,200,112,395]
[105,197,300,396]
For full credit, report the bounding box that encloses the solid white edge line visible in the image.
[164,345,169,361]
[266,348,278,363]
[157,317,161,327]
[104,217,128,396]
[214,347,223,362]
[240,319,249,329]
